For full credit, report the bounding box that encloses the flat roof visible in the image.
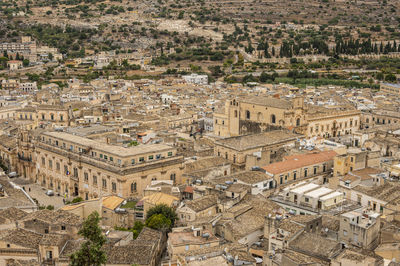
[42,131,173,157]
[342,211,359,218]
[304,187,333,198]
[320,191,343,201]
[291,183,319,194]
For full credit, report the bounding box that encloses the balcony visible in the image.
[17,154,32,162]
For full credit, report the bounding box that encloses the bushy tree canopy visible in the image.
[70,211,107,266]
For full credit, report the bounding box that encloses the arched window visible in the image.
[246,110,250,119]
[131,182,137,192]
[296,118,300,126]
[271,114,276,124]
[234,110,238,118]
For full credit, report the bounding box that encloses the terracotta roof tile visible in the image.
[263,150,337,175]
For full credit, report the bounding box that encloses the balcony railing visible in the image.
[18,154,32,162]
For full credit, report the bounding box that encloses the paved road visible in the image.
[10,177,65,209]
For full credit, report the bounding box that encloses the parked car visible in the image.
[45,190,54,196]
[8,172,17,178]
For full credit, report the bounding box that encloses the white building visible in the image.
[182,73,208,85]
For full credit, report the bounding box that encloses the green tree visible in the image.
[385,73,397,82]
[23,59,30,67]
[145,214,171,231]
[376,72,384,80]
[70,211,107,266]
[146,204,178,227]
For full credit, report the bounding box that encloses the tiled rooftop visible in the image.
[263,150,337,175]
[185,195,218,212]
[215,130,300,151]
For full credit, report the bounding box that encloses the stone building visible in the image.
[339,209,381,249]
[20,209,82,237]
[214,96,360,138]
[361,110,400,129]
[214,130,300,171]
[0,135,17,172]
[263,150,337,187]
[177,195,218,224]
[380,83,400,96]
[16,105,71,128]
[17,130,184,200]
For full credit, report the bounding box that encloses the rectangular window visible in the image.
[139,157,144,162]
[168,152,173,156]
[102,179,107,188]
[93,176,97,185]
[73,168,78,178]
[131,159,135,165]
[84,172,89,182]
[112,182,116,192]
[117,159,121,165]
[148,155,154,160]
[100,154,103,159]
[343,230,348,236]
[109,156,113,162]
[156,154,161,159]
[104,155,108,160]
[42,157,45,166]
[56,162,60,171]
[64,165,69,175]
[48,160,53,169]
